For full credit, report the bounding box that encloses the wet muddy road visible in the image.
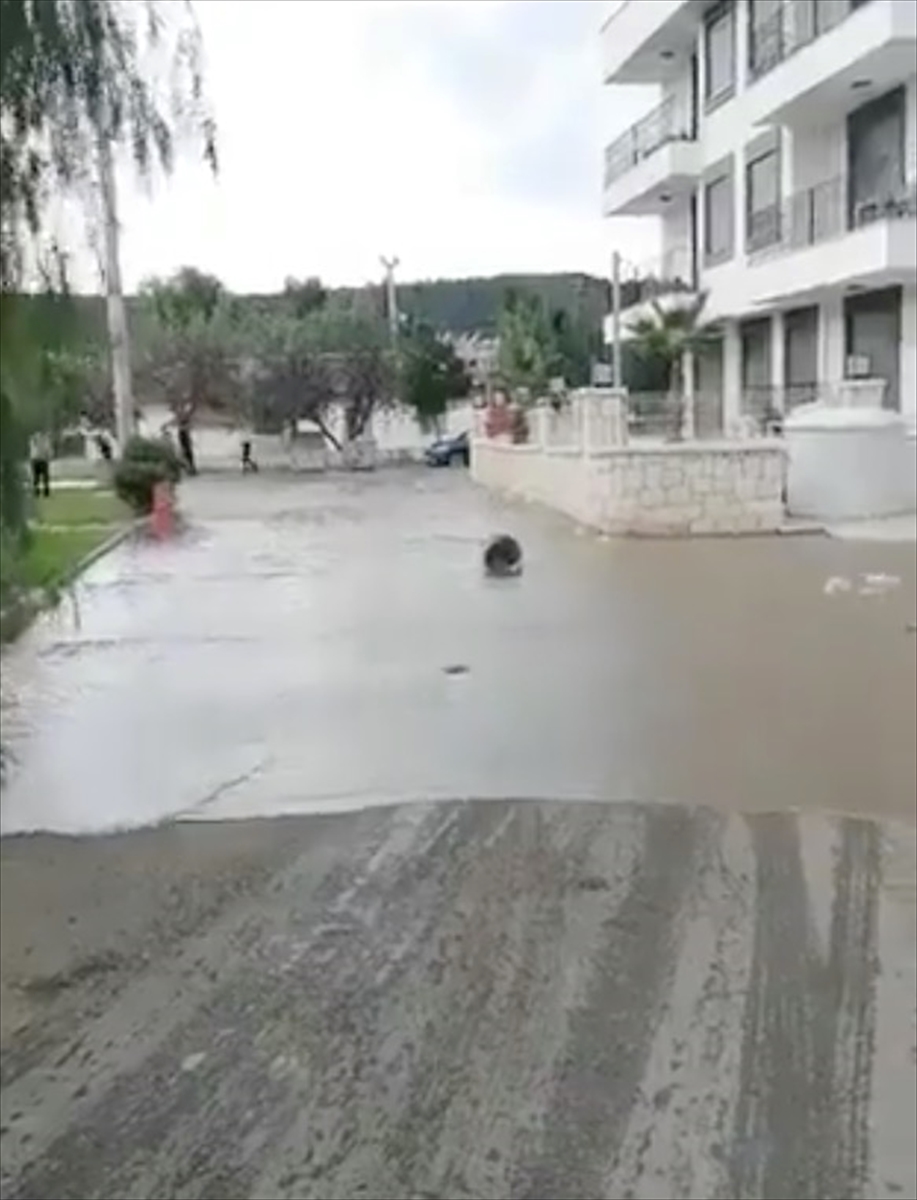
[1,800,915,1200]
[1,471,915,1198]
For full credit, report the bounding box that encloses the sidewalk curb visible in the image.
[59,518,146,590]
[1,518,145,644]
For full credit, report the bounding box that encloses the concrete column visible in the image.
[771,310,786,412]
[723,321,743,435]
[535,406,549,449]
[735,0,749,94]
[902,286,917,430]
[581,395,593,456]
[682,350,696,440]
[820,296,846,401]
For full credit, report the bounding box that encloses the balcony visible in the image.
[601,0,702,85]
[748,173,917,304]
[602,97,700,216]
[746,0,917,128]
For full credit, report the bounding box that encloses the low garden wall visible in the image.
[472,393,786,536]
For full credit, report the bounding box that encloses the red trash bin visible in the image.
[151,481,175,539]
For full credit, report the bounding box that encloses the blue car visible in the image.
[424,430,470,467]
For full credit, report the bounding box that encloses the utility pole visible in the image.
[380,255,400,347]
[97,129,134,450]
[611,250,623,390]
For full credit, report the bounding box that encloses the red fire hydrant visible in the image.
[151,481,175,540]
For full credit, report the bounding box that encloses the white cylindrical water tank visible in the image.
[784,403,912,522]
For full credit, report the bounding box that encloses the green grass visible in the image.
[18,526,119,591]
[34,488,128,527]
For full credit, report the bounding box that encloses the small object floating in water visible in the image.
[484,534,522,577]
[823,575,851,596]
[443,664,470,676]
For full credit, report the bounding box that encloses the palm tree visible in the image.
[628,294,714,440]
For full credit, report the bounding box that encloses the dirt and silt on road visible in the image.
[1,470,915,1198]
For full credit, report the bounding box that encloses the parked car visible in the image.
[424,430,470,467]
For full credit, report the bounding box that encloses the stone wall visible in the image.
[472,436,786,536]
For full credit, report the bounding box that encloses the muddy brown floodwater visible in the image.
[1,469,915,833]
[1,470,915,1200]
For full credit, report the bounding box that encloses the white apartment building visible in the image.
[601,0,917,436]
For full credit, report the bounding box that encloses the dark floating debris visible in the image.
[443,664,470,676]
[484,534,523,578]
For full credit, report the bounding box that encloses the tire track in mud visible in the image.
[730,813,880,1200]
[512,805,703,1200]
[0,802,902,1200]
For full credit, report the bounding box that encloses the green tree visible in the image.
[627,295,714,440]
[400,322,470,432]
[140,267,226,333]
[1,0,216,585]
[239,301,394,451]
[283,276,327,319]
[496,291,558,401]
[135,269,240,418]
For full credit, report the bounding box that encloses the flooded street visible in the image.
[1,470,915,832]
[1,470,915,1199]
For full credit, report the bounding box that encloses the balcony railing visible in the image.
[748,173,917,260]
[619,244,697,309]
[749,0,867,83]
[603,96,696,189]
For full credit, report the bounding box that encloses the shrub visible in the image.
[122,435,183,479]
[113,436,182,514]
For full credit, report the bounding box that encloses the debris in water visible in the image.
[443,664,470,676]
[181,1052,207,1073]
[859,572,901,596]
[823,576,851,596]
[483,535,522,577]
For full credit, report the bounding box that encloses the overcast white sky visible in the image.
[99,0,658,292]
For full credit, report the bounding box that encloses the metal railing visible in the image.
[748,0,864,83]
[748,174,916,260]
[739,383,851,434]
[626,391,726,440]
[604,95,695,189]
[619,244,697,310]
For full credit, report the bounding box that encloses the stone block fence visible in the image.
[471,390,787,536]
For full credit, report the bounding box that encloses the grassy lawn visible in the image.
[17,487,130,593]
[17,526,119,591]
[34,487,129,527]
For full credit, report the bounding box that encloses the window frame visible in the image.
[745,144,781,253]
[703,0,736,111]
[704,172,733,266]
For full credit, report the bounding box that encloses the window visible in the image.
[847,87,906,226]
[746,147,780,251]
[748,0,783,79]
[704,1,735,107]
[704,174,733,264]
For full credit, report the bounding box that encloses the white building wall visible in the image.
[819,296,847,392]
[906,76,917,181]
[791,121,845,193]
[662,204,692,264]
[902,286,917,428]
[606,0,917,442]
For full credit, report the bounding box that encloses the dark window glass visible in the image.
[705,175,732,261]
[704,3,734,103]
[848,87,906,226]
[746,147,781,251]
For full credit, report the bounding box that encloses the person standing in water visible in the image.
[29,429,53,497]
[176,405,196,475]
